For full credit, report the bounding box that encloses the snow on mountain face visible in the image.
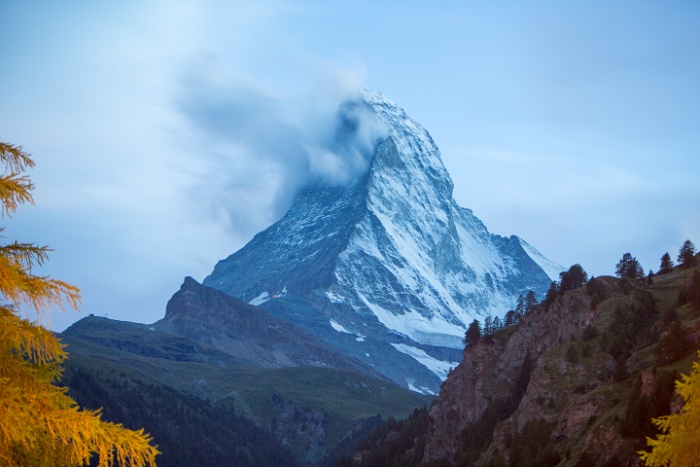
[203,90,562,392]
[329,91,559,347]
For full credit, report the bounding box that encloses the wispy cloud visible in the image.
[178,64,386,243]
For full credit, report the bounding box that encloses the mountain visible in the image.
[57,89,567,464]
[342,259,700,466]
[60,293,432,466]
[153,276,379,375]
[203,90,562,393]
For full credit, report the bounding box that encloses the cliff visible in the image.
[347,260,700,466]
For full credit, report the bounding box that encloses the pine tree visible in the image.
[0,141,159,466]
[492,316,502,333]
[542,281,560,309]
[504,310,516,327]
[677,240,696,268]
[640,351,700,466]
[559,264,588,292]
[515,294,525,316]
[659,252,674,274]
[464,319,481,346]
[524,290,538,313]
[483,316,494,336]
[616,252,644,279]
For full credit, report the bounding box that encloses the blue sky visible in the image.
[1,1,698,331]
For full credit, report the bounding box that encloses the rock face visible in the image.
[203,90,562,393]
[152,276,378,376]
[424,285,602,462]
[420,272,699,466]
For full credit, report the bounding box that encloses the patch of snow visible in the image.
[356,291,465,348]
[453,212,505,278]
[326,290,345,303]
[249,292,270,306]
[271,286,288,299]
[407,381,437,396]
[329,319,352,334]
[519,238,565,281]
[392,343,460,381]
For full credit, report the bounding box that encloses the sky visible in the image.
[1,1,698,331]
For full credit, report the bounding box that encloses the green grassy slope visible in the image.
[60,326,432,465]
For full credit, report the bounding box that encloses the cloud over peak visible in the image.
[180,72,387,242]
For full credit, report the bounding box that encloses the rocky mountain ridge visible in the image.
[154,276,379,375]
[345,258,700,466]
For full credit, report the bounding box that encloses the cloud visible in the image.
[179,65,387,243]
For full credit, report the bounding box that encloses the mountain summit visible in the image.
[203,90,562,393]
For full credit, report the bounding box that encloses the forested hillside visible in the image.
[60,322,432,466]
[62,366,295,466]
[343,246,700,466]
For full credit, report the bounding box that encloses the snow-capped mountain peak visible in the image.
[203,90,562,392]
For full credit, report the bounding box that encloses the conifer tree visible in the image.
[492,316,502,333]
[515,294,525,316]
[542,281,560,309]
[615,252,644,279]
[464,319,481,346]
[559,264,588,292]
[0,141,159,466]
[677,240,696,268]
[483,316,494,336]
[503,310,517,327]
[640,351,700,466]
[524,290,538,313]
[659,252,674,274]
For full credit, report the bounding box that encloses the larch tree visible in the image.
[640,351,700,466]
[0,141,159,466]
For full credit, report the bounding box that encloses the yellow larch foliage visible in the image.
[0,140,159,466]
[639,350,700,467]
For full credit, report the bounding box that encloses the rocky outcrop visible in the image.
[419,269,700,466]
[153,277,379,376]
[424,288,600,462]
